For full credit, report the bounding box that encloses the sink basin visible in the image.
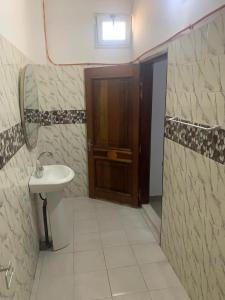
[29,165,74,193]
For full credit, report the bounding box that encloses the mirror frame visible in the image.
[19,65,40,150]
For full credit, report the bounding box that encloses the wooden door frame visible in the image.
[139,52,168,205]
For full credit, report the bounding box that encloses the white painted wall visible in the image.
[150,58,167,196]
[0,0,46,63]
[45,0,133,64]
[132,0,225,59]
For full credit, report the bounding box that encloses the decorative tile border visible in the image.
[40,110,86,126]
[24,109,87,125]
[0,109,86,169]
[24,108,40,124]
[0,123,25,169]
[165,116,225,164]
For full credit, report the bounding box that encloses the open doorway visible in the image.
[139,53,168,232]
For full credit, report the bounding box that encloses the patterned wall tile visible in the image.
[36,65,89,197]
[0,34,38,300]
[34,65,85,111]
[162,9,225,300]
[162,139,225,300]
[38,124,88,197]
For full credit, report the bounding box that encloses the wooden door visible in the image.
[85,64,140,207]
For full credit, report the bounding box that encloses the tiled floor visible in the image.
[31,197,190,300]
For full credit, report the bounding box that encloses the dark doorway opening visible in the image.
[139,53,168,221]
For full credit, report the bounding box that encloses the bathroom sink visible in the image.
[29,165,74,193]
[29,164,74,250]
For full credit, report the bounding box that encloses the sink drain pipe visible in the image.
[39,193,51,249]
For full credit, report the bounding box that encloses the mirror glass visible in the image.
[19,65,40,150]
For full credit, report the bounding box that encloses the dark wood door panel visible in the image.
[93,78,132,148]
[85,64,140,207]
[95,160,131,194]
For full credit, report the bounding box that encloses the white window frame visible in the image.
[95,13,132,48]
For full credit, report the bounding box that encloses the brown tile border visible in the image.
[0,123,25,169]
[24,109,86,125]
[40,109,86,126]
[3,113,224,170]
[24,108,40,124]
[165,116,225,164]
[0,109,87,169]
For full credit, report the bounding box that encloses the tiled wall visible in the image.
[0,35,39,299]
[34,66,88,196]
[161,11,225,300]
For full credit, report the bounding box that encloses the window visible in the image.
[96,14,132,48]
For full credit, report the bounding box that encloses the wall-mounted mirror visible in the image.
[19,65,40,150]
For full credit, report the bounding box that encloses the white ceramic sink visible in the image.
[29,164,74,251]
[29,165,74,193]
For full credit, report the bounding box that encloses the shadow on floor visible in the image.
[150,196,162,218]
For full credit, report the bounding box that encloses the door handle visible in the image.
[87,140,93,152]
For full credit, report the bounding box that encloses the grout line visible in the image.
[99,219,113,299]
[30,252,44,300]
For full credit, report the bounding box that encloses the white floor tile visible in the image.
[96,207,119,218]
[119,207,143,219]
[94,199,119,209]
[150,287,190,300]
[141,262,182,290]
[74,249,106,273]
[122,214,148,230]
[98,217,124,232]
[126,229,156,244]
[37,275,74,300]
[74,232,102,251]
[75,218,99,234]
[113,291,152,299]
[33,197,189,300]
[132,243,166,264]
[101,230,129,247]
[74,198,95,211]
[74,208,97,221]
[108,265,147,296]
[104,245,137,269]
[74,270,111,300]
[41,252,73,279]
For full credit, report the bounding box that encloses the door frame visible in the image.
[139,52,168,205]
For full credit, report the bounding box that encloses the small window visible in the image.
[96,14,131,48]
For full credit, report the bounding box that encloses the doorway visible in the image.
[139,54,168,228]
[84,57,168,216]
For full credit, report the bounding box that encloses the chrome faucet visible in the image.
[35,151,53,178]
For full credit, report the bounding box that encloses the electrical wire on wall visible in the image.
[42,0,225,66]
